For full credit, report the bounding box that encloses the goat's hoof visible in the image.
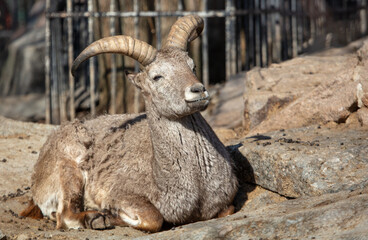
[217,205,235,218]
[85,212,112,230]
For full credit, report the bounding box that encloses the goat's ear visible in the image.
[125,70,142,89]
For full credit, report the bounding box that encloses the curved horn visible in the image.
[72,35,157,76]
[163,15,204,51]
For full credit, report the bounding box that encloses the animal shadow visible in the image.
[227,143,256,212]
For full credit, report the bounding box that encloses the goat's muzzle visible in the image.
[184,83,210,110]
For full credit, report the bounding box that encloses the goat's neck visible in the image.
[146,108,229,182]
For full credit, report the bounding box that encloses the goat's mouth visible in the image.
[185,96,210,103]
[184,91,210,103]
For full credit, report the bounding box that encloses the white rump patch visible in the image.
[38,193,58,219]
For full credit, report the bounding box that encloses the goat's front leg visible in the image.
[56,160,112,230]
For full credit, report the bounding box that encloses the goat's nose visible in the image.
[190,83,206,93]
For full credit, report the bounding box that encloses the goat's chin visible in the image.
[155,100,209,119]
[187,100,209,112]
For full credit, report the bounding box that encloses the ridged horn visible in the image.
[163,15,204,51]
[72,35,157,76]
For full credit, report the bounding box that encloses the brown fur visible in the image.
[20,200,43,219]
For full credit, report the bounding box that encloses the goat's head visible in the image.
[72,15,209,119]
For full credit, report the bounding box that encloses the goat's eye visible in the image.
[153,75,163,81]
[192,66,197,74]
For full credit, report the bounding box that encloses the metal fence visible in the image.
[45,0,368,124]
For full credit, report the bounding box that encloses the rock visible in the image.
[234,125,368,198]
[16,234,29,240]
[0,230,6,240]
[345,111,361,126]
[358,107,368,126]
[243,91,295,132]
[206,72,245,129]
[249,73,359,135]
[135,187,368,239]
[234,184,287,213]
[243,53,353,132]
[213,128,238,144]
[243,38,368,136]
[362,93,368,108]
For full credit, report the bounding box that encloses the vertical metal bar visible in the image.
[201,0,209,89]
[110,0,117,114]
[225,0,236,80]
[225,1,231,80]
[45,0,51,124]
[51,18,61,124]
[361,0,367,34]
[254,0,261,66]
[67,0,75,120]
[244,0,250,69]
[155,0,162,49]
[247,0,255,69]
[285,0,290,58]
[297,0,302,53]
[260,0,267,66]
[366,0,368,35]
[310,0,315,46]
[236,0,242,71]
[274,0,281,62]
[133,0,140,113]
[266,0,273,65]
[291,0,297,57]
[88,0,96,117]
[230,0,236,75]
[59,23,68,123]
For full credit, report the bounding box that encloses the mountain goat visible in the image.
[21,15,238,232]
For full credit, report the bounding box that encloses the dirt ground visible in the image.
[0,193,149,240]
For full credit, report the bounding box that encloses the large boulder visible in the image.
[206,72,245,129]
[243,38,368,135]
[232,124,368,198]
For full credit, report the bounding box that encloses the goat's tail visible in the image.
[20,199,43,219]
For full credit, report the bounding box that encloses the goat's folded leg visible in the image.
[57,203,112,230]
[110,196,163,232]
[55,160,112,230]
